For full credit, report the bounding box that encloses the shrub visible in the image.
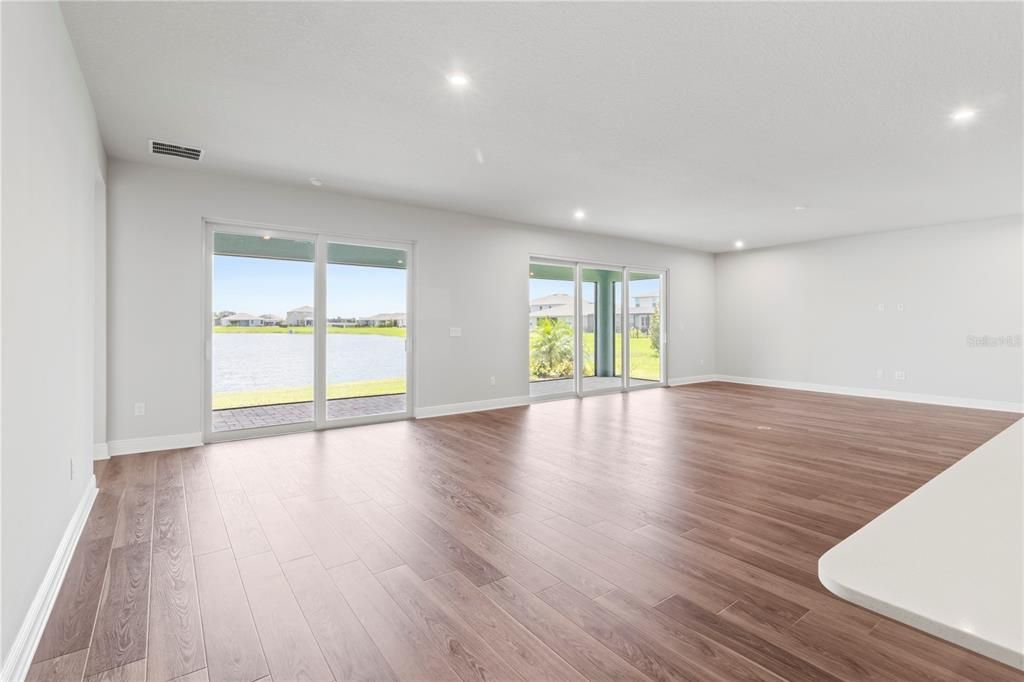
[530,318,574,379]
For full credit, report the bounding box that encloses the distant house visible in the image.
[259,314,284,326]
[528,293,658,333]
[529,294,595,331]
[286,305,314,326]
[221,312,266,327]
[357,312,406,328]
[629,295,659,333]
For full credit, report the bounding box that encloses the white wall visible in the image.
[105,160,715,445]
[715,217,1024,409]
[1,1,105,662]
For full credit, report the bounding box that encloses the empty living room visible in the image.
[3,1,1022,681]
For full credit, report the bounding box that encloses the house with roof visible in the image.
[528,293,659,333]
[220,312,267,327]
[286,305,314,326]
[529,294,595,331]
[357,312,406,328]
[259,314,284,326]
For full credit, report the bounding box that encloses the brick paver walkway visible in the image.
[213,394,406,432]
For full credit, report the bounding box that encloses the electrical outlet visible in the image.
[489,376,496,386]
[449,327,462,337]
[877,303,885,312]
[876,369,884,380]
[134,402,146,416]
[895,370,906,381]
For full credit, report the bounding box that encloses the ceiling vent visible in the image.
[149,140,204,161]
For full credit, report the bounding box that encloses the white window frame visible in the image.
[202,218,415,443]
[527,254,668,401]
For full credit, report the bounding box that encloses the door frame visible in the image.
[202,218,415,443]
[623,267,668,392]
[314,232,415,430]
[576,261,627,397]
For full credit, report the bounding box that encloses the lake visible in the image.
[213,333,406,392]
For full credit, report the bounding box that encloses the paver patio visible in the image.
[213,393,406,431]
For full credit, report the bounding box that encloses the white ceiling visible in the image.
[62,2,1021,252]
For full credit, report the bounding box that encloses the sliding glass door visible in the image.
[323,242,408,424]
[626,269,665,388]
[206,223,413,440]
[528,261,577,398]
[528,258,665,399]
[210,230,316,433]
[579,265,624,394]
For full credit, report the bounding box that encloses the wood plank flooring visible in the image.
[29,382,1023,681]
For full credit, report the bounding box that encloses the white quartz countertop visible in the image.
[819,418,1024,670]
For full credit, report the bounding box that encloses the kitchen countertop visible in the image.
[819,418,1023,670]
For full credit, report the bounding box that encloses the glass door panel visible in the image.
[324,242,408,422]
[528,261,577,398]
[211,231,315,433]
[580,265,624,393]
[627,270,664,386]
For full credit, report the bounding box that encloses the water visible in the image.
[213,333,405,392]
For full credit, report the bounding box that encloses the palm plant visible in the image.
[530,318,574,379]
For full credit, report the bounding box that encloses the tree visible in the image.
[529,318,574,379]
[649,304,661,354]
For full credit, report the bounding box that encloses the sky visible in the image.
[213,256,407,318]
[213,255,661,318]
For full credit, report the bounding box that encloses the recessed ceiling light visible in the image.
[950,108,978,123]
[446,72,470,89]
[734,240,745,249]
[573,209,586,221]
[310,177,323,186]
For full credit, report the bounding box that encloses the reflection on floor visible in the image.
[530,376,660,397]
[213,394,406,431]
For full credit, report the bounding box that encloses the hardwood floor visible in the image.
[28,382,1023,681]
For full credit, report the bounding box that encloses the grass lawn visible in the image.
[531,332,661,383]
[214,325,405,336]
[213,377,406,409]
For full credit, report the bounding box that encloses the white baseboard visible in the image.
[714,375,1024,413]
[668,374,717,386]
[93,443,109,461]
[1,477,98,682]
[107,432,203,457]
[415,395,531,419]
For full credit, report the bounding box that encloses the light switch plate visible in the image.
[449,327,462,337]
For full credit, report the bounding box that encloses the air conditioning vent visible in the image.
[149,140,204,161]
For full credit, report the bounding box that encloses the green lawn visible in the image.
[214,325,405,336]
[532,332,660,383]
[213,377,406,410]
